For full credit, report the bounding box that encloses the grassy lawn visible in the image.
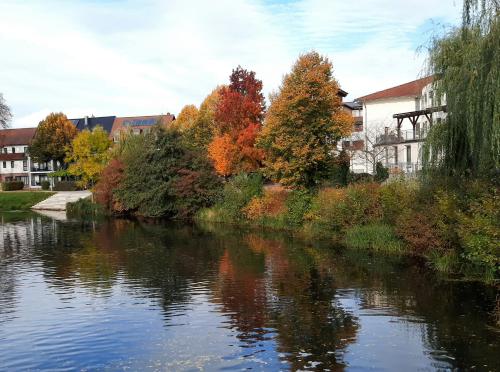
[0,191,55,211]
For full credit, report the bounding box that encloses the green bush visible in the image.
[54,181,78,191]
[348,172,374,184]
[345,223,405,254]
[374,162,389,183]
[283,190,312,228]
[1,181,24,191]
[379,180,416,224]
[41,180,50,190]
[67,198,105,219]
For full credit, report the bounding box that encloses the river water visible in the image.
[0,212,498,371]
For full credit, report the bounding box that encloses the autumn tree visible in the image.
[30,112,78,164]
[65,126,111,188]
[0,93,12,129]
[173,104,199,132]
[182,86,223,150]
[258,52,353,188]
[208,67,265,176]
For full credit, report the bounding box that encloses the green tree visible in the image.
[258,52,353,188]
[115,126,222,218]
[423,0,499,178]
[30,112,78,164]
[66,126,112,188]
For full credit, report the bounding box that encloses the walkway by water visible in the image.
[31,190,92,211]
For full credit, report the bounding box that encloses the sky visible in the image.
[0,0,462,128]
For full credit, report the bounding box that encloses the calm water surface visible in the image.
[0,212,498,371]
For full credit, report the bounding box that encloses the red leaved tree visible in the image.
[209,66,265,176]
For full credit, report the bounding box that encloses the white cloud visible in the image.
[0,0,461,128]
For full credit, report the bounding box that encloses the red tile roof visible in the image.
[357,76,433,102]
[0,128,37,146]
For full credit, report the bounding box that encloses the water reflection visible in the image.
[0,213,498,371]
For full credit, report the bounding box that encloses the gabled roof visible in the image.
[0,128,37,146]
[70,116,116,134]
[343,101,362,110]
[357,76,433,102]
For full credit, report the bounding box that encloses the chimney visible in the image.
[84,116,89,127]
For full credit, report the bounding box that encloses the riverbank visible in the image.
[0,191,55,211]
[196,174,499,283]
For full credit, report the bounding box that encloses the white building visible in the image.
[351,76,446,175]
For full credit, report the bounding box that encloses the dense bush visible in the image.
[54,181,78,191]
[348,172,374,184]
[379,180,416,225]
[374,162,389,183]
[41,180,50,190]
[306,183,381,232]
[114,127,222,218]
[93,158,125,214]
[1,181,24,191]
[244,188,288,221]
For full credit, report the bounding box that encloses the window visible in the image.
[406,145,411,163]
[2,161,5,168]
[11,161,14,168]
[23,160,27,171]
[11,147,15,153]
[2,148,6,154]
[24,147,28,153]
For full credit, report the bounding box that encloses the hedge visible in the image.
[53,181,78,191]
[1,181,24,191]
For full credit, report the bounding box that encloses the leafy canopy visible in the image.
[208,66,265,176]
[30,112,78,164]
[258,51,353,188]
[66,126,112,188]
[423,0,499,178]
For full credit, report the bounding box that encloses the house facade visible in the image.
[341,101,365,173]
[0,113,176,188]
[351,76,446,175]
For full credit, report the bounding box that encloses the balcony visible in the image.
[387,162,422,175]
[375,129,428,146]
[31,163,54,172]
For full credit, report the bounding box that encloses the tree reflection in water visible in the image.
[0,213,498,371]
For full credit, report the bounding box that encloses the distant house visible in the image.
[341,100,365,173]
[110,114,176,142]
[69,116,116,134]
[0,127,64,187]
[354,76,446,175]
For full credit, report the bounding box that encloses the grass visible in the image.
[66,198,105,219]
[344,223,406,254]
[0,191,55,211]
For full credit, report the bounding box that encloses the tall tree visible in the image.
[65,126,112,188]
[30,112,78,164]
[208,67,265,176]
[183,87,223,150]
[423,0,499,177]
[258,52,353,188]
[0,93,12,129]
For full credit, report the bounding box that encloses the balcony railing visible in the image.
[31,164,54,172]
[376,129,428,146]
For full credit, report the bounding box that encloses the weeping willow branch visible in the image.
[423,0,499,178]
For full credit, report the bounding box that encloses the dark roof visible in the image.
[0,128,37,146]
[357,76,433,102]
[337,88,348,98]
[70,116,116,134]
[343,101,362,110]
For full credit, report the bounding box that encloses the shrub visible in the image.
[456,187,499,277]
[345,223,405,254]
[307,183,381,233]
[1,181,24,191]
[41,180,50,190]
[379,180,416,225]
[348,172,374,184]
[67,198,105,219]
[94,158,125,214]
[54,181,78,191]
[244,189,288,220]
[395,210,444,254]
[374,162,389,183]
[283,190,312,228]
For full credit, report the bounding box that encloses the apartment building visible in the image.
[341,101,365,173]
[0,128,35,185]
[354,76,446,175]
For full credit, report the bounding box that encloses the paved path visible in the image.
[31,191,92,211]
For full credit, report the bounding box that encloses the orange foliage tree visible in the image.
[258,51,354,187]
[209,66,265,176]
